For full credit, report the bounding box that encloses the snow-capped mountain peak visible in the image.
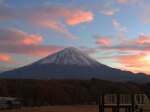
[34,47,99,66]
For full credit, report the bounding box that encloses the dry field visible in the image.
[0,105,98,112]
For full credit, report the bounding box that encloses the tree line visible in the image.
[0,78,148,106]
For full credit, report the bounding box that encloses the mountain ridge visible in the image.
[33,47,100,66]
[0,47,150,82]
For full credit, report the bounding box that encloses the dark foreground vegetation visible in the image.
[0,105,98,112]
[0,78,149,106]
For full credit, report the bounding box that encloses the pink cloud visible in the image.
[134,34,150,45]
[29,8,93,38]
[94,33,150,74]
[65,11,93,26]
[118,53,147,67]
[0,28,43,45]
[0,5,95,39]
[34,20,76,39]
[27,7,94,27]
[96,37,112,46]
[0,54,11,62]
[0,28,63,56]
[22,35,43,45]
[117,52,150,74]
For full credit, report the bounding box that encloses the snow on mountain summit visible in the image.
[34,47,99,66]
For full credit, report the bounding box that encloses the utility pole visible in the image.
[131,94,135,112]
[98,93,104,112]
[117,93,120,112]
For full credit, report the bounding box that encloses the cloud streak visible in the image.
[112,19,127,33]
[134,34,150,45]
[95,33,150,74]
[98,3,119,16]
[65,11,93,26]
[0,5,94,39]
[117,53,150,74]
[0,28,43,45]
[0,28,63,56]
[96,36,112,46]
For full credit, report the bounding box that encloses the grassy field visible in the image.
[0,105,98,112]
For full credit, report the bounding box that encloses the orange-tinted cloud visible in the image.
[66,11,93,26]
[0,54,11,62]
[22,35,43,45]
[96,37,112,46]
[0,5,94,39]
[97,33,150,53]
[26,7,93,38]
[0,28,63,56]
[117,53,150,74]
[94,33,150,74]
[0,28,43,45]
[134,34,150,45]
[118,53,146,67]
[25,5,93,27]
[35,20,76,39]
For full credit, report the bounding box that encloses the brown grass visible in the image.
[0,105,98,112]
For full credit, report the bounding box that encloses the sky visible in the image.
[0,0,150,74]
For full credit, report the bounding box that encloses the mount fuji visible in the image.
[0,47,150,81]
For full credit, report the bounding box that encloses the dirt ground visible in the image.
[0,105,98,112]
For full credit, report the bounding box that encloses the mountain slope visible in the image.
[34,47,100,66]
[0,47,150,81]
